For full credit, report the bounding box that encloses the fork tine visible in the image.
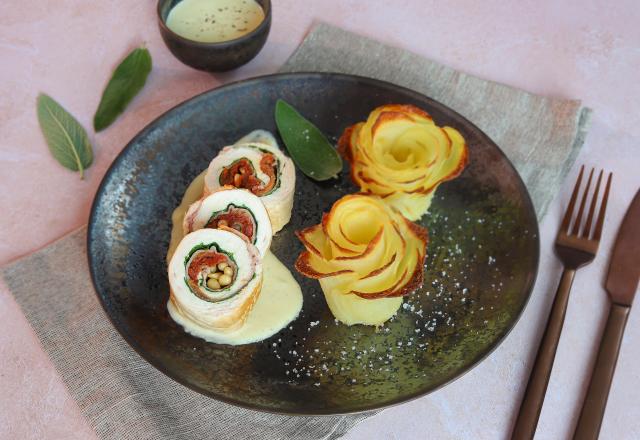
[581,170,603,238]
[571,168,594,235]
[593,172,612,241]
[561,165,585,233]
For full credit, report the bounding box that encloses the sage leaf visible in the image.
[275,99,342,181]
[93,47,152,131]
[36,93,93,179]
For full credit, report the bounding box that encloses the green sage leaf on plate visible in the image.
[275,99,342,181]
[93,47,152,132]
[36,93,94,179]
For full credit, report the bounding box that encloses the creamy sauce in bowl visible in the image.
[166,0,265,43]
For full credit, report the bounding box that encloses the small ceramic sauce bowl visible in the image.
[157,0,271,72]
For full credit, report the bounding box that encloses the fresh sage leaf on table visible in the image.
[93,47,152,131]
[36,93,94,179]
[275,99,342,181]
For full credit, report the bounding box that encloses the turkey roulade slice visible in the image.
[204,141,295,233]
[168,228,263,332]
[182,187,272,257]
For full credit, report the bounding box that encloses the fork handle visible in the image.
[512,268,576,440]
[572,303,630,440]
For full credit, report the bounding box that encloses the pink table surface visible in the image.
[1,0,639,438]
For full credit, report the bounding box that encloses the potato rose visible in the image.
[295,194,428,326]
[338,104,468,221]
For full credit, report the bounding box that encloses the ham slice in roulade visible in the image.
[204,141,295,233]
[168,228,262,332]
[182,187,272,257]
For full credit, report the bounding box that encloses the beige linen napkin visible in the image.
[1,23,590,440]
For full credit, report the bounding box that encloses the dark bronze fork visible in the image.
[511,166,612,440]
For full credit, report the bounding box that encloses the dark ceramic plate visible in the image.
[88,72,539,415]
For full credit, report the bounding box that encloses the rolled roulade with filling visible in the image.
[204,141,295,233]
[168,228,262,332]
[182,187,272,257]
